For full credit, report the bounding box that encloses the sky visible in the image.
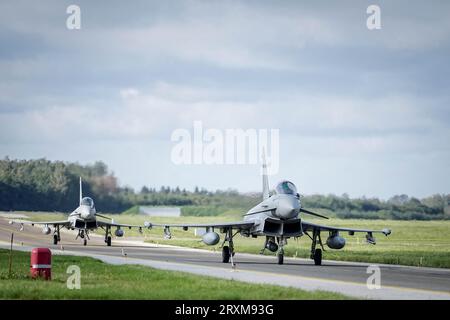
[0,0,449,199]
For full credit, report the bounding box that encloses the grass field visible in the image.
[0,249,347,300]
[19,212,450,269]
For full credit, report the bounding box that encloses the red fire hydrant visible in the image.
[30,248,52,280]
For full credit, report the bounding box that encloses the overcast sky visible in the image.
[0,0,449,198]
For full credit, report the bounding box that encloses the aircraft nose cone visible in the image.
[80,212,89,219]
[80,206,92,219]
[276,197,300,219]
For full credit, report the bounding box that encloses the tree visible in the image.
[141,186,150,194]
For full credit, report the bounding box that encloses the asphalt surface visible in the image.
[1,217,449,300]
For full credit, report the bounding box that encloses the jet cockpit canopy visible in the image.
[275,181,298,195]
[81,197,94,208]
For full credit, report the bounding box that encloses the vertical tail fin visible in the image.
[79,177,83,205]
[262,149,270,200]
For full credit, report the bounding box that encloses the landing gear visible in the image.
[313,248,322,266]
[310,229,324,266]
[277,249,284,265]
[222,246,230,263]
[276,237,287,265]
[76,229,89,246]
[52,225,61,245]
[260,236,286,264]
[221,228,236,265]
[105,227,112,246]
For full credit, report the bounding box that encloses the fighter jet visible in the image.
[10,178,143,246]
[144,158,391,266]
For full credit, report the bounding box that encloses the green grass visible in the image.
[16,212,450,268]
[121,205,140,215]
[0,249,347,300]
[180,205,245,217]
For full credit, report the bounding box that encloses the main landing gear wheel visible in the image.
[222,246,231,263]
[83,239,87,246]
[277,252,284,265]
[53,234,58,245]
[107,236,112,247]
[314,249,322,266]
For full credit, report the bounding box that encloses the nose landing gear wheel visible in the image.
[83,239,87,246]
[314,249,322,266]
[277,252,284,265]
[222,246,230,263]
[107,236,112,247]
[53,234,58,245]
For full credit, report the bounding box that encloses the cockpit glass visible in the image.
[81,197,94,208]
[275,181,298,195]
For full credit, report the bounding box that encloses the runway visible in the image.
[1,217,449,300]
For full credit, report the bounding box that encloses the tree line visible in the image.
[0,158,129,212]
[0,158,448,220]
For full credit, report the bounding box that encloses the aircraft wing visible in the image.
[301,221,391,236]
[96,220,143,229]
[9,219,70,227]
[145,221,255,230]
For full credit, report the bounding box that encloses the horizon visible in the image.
[1,156,446,201]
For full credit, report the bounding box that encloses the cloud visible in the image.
[2,81,446,155]
[0,1,449,197]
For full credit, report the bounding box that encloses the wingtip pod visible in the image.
[382,228,392,236]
